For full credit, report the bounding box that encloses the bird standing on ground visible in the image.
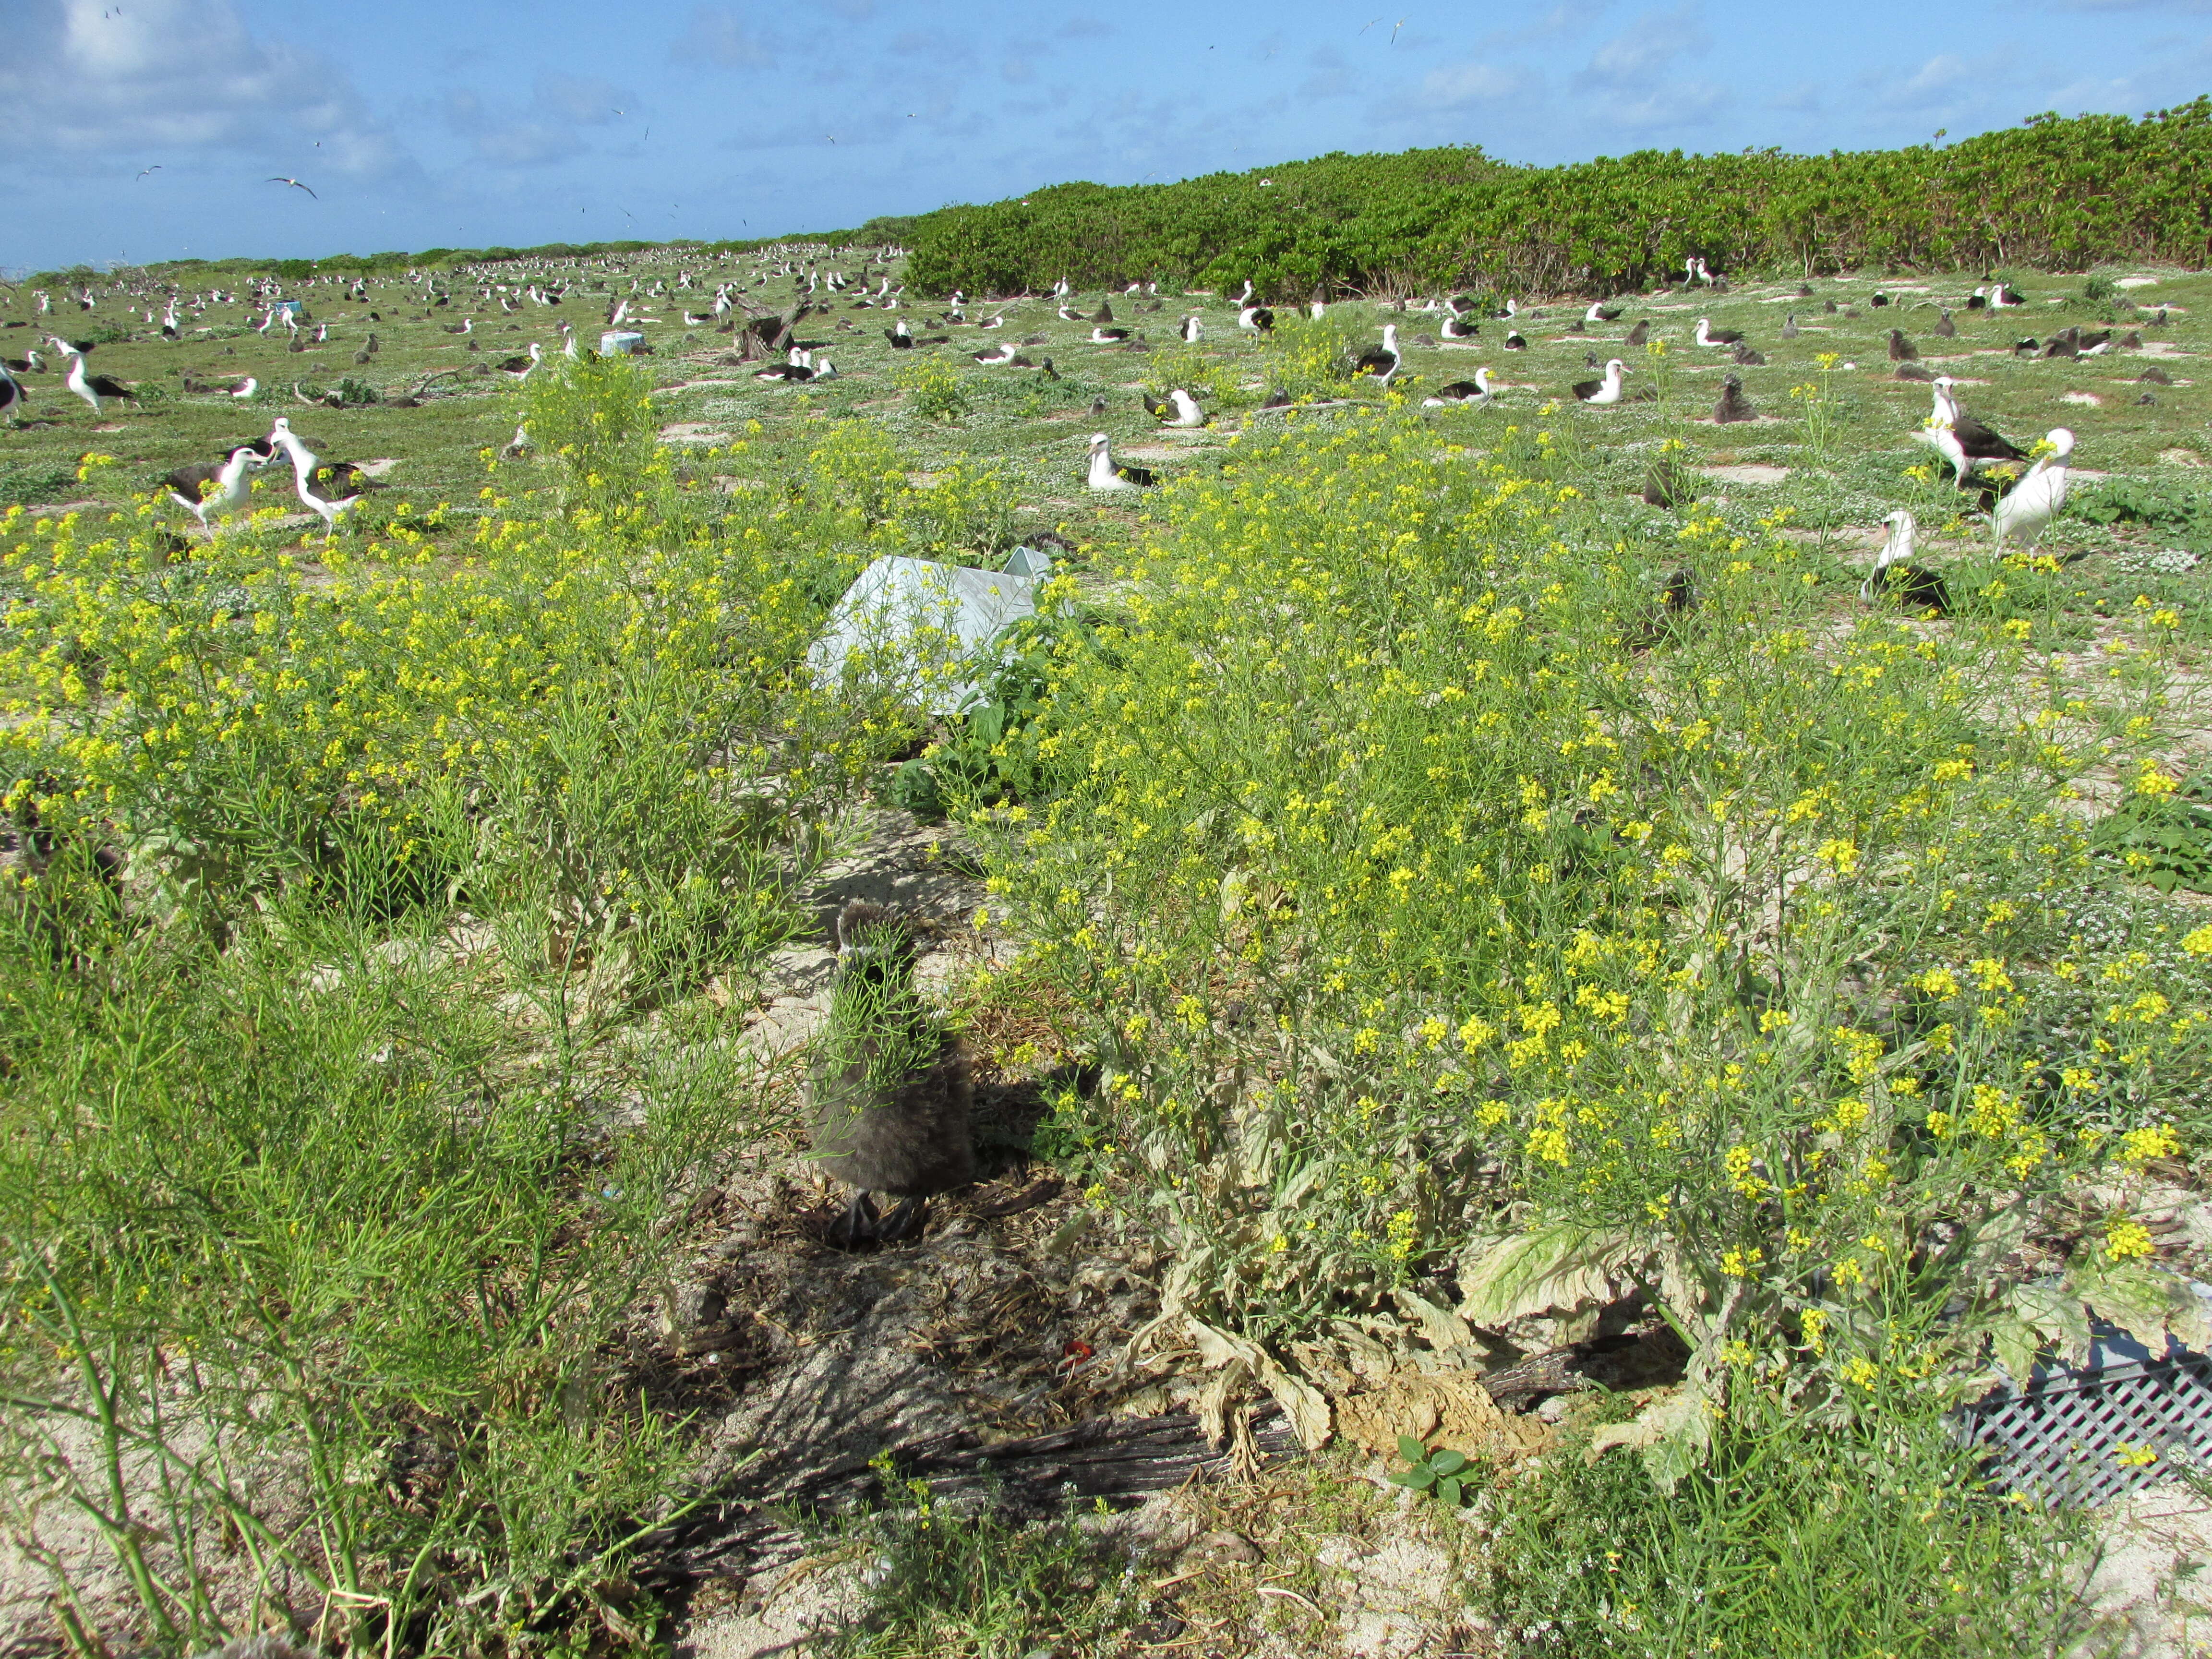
[48,338,132,415]
[1912,376,2027,486]
[0,362,23,423]
[162,439,273,528]
[267,416,371,534]
[1992,429,2075,548]
[808,901,974,1249]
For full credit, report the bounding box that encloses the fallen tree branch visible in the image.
[633,1407,1300,1587]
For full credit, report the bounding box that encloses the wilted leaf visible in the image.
[2073,1260,2197,1356]
[1986,1312,2046,1386]
[2007,1277,2091,1367]
[1458,1222,1643,1325]
[1185,1315,1333,1449]
[1587,1382,1714,1492]
[1396,1285,1475,1350]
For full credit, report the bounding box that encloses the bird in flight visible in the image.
[1392,17,1405,42]
[269,177,317,198]
[135,166,160,181]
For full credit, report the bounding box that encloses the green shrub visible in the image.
[906,102,2212,296]
[894,353,971,423]
[971,405,2212,1474]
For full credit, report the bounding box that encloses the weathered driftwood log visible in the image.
[636,1407,1300,1585]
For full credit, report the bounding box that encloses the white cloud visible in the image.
[0,0,406,175]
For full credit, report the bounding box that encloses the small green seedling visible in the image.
[1392,1435,1472,1506]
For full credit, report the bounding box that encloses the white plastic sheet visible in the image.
[807,550,1052,714]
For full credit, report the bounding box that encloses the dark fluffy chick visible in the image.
[808,900,974,1247]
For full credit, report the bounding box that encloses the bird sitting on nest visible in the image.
[1087,432,1155,490]
[1712,374,1756,424]
[1142,387,1204,427]
[1572,359,1626,404]
[1423,367,1493,407]
[1862,510,1949,614]
[808,900,974,1249]
[1352,325,1403,385]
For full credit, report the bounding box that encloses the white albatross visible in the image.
[1086,432,1155,491]
[1992,429,2075,548]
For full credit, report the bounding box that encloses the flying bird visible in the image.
[269,177,317,198]
[135,166,160,181]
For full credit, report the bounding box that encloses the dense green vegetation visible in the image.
[906,102,2212,297]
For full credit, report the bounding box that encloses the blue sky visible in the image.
[4,0,2210,274]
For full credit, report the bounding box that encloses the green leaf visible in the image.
[1428,1449,1468,1477]
[1397,1434,1429,1465]
[1437,1474,1464,1506]
[1401,1464,1436,1490]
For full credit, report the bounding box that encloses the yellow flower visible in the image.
[2105,1220,2156,1263]
[2120,1125,2179,1166]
